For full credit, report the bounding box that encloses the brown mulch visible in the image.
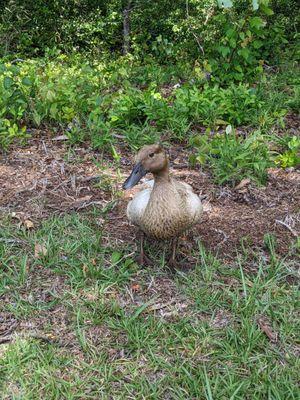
[0,135,299,351]
[0,137,299,264]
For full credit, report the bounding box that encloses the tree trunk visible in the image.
[123,0,132,55]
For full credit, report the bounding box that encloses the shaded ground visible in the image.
[1,136,299,262]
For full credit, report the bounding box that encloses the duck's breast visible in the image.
[127,187,152,226]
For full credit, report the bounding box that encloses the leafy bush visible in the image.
[0,56,297,156]
[0,0,299,84]
[190,127,272,185]
[273,135,300,168]
[174,84,266,127]
[0,62,32,148]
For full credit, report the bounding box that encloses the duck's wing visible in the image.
[174,179,194,192]
[186,191,203,223]
[174,180,203,223]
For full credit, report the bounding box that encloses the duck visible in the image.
[122,144,203,268]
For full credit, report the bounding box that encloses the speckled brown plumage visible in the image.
[123,144,203,267]
[140,179,199,240]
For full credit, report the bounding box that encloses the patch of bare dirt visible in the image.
[1,138,299,263]
[282,113,300,136]
[0,138,116,219]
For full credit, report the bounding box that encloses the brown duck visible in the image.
[123,144,203,268]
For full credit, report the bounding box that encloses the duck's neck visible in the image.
[153,165,171,186]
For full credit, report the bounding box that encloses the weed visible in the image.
[273,135,300,168]
[190,127,271,185]
[0,58,298,155]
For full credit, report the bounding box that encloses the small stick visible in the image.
[171,163,190,169]
[0,332,59,345]
[275,220,298,238]
[42,140,48,156]
[213,228,229,246]
[75,200,103,210]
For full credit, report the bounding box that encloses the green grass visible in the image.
[0,212,299,399]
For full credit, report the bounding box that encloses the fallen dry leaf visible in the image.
[235,178,251,191]
[82,264,88,276]
[24,219,34,229]
[202,200,212,213]
[72,195,92,208]
[131,283,141,292]
[257,317,278,342]
[34,243,48,258]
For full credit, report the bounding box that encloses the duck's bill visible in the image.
[122,162,147,190]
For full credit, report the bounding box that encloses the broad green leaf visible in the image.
[45,90,55,101]
[234,65,243,72]
[22,77,32,86]
[261,5,274,15]
[239,48,250,60]
[33,111,41,126]
[226,28,236,39]
[229,38,237,48]
[50,103,57,117]
[253,40,263,49]
[217,45,230,57]
[3,76,13,90]
[249,16,264,29]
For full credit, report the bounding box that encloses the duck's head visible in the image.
[123,144,168,190]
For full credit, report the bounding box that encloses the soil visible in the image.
[0,133,299,353]
[0,135,299,265]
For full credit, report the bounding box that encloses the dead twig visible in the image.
[186,0,204,55]
[257,317,278,343]
[275,219,298,238]
[42,140,48,156]
[148,300,176,312]
[213,228,229,246]
[0,238,26,244]
[75,200,103,210]
[77,175,101,183]
[0,332,60,345]
[71,175,76,191]
[171,163,190,170]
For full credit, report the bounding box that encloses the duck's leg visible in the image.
[136,231,153,266]
[168,237,179,270]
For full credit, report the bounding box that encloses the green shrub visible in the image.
[190,127,272,185]
[273,135,300,168]
[174,84,264,127]
[0,57,297,154]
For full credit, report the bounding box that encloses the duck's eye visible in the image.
[149,153,155,158]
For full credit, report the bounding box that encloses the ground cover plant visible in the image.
[0,210,299,399]
[0,0,299,398]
